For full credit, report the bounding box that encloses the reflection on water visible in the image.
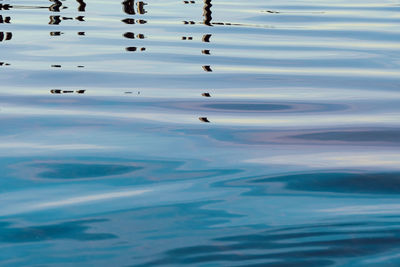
[1,0,400,265]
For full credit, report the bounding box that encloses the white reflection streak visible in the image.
[0,142,109,150]
[34,189,151,209]
[319,204,400,215]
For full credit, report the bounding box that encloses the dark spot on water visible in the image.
[291,130,400,143]
[0,219,116,243]
[254,172,400,195]
[137,220,400,266]
[35,163,142,179]
[203,103,290,111]
[199,117,210,123]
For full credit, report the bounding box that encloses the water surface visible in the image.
[1,0,400,266]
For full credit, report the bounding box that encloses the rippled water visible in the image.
[1,0,400,266]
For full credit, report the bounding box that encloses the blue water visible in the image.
[1,0,400,266]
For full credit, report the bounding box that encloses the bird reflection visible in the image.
[0,15,11,24]
[0,32,12,42]
[203,0,212,26]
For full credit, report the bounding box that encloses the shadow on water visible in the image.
[249,171,400,195]
[10,157,241,182]
[136,219,400,266]
[291,130,400,143]
[178,127,400,146]
[33,163,142,179]
[0,219,116,243]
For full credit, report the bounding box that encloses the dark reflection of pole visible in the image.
[49,15,61,25]
[0,16,11,24]
[136,1,147,15]
[0,32,12,42]
[123,0,135,15]
[202,34,211,42]
[76,0,86,12]
[0,4,12,10]
[203,0,212,26]
[49,0,62,12]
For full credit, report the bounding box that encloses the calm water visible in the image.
[1,0,400,266]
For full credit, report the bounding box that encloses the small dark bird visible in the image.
[76,90,86,94]
[50,31,63,36]
[122,18,135,24]
[202,34,211,42]
[199,117,210,123]
[50,89,62,94]
[124,32,135,39]
[126,46,137,51]
[202,93,211,97]
[202,65,212,72]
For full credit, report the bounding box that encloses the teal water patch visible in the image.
[34,163,141,179]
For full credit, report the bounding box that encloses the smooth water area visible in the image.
[1,0,400,266]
